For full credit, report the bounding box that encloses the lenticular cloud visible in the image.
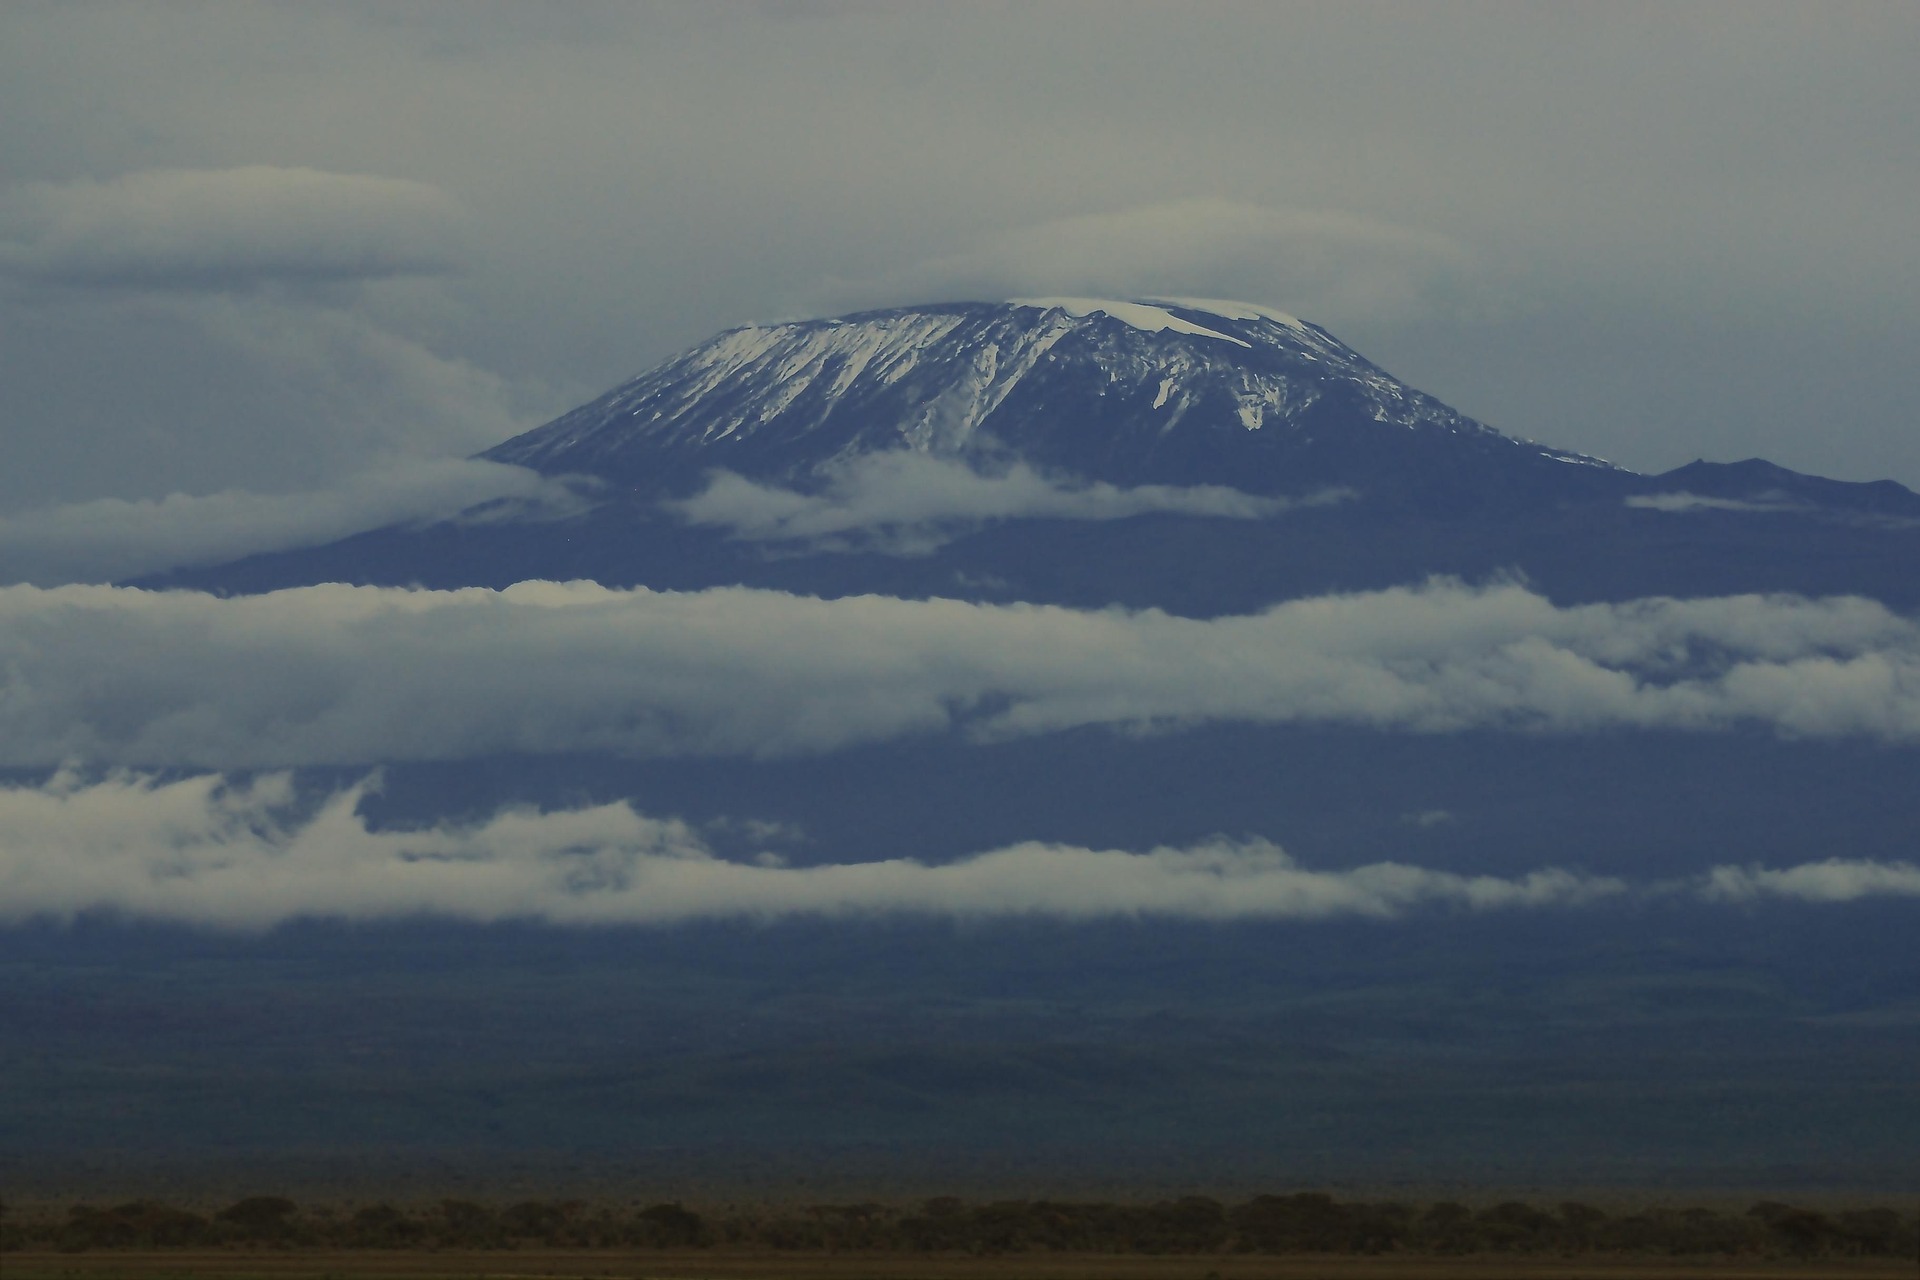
[0,578,1918,770]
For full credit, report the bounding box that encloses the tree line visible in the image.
[4,1192,1915,1259]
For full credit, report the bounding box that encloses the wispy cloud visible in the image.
[669,451,1338,553]
[0,460,584,585]
[0,167,468,291]
[1626,492,1807,514]
[1,580,1918,770]
[1402,809,1458,829]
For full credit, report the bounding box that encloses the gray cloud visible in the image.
[0,168,505,506]
[1,579,1917,771]
[0,769,1624,929]
[0,459,582,586]
[821,200,1470,328]
[0,167,468,291]
[0,293,557,511]
[669,452,1339,554]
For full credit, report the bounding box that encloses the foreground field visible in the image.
[6,1251,1919,1280]
[10,1195,1913,1265]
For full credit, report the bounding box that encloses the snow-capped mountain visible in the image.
[153,297,1920,610]
[484,298,1617,505]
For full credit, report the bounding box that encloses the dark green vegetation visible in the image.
[7,1193,1917,1260]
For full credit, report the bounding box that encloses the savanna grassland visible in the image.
[5,1193,1917,1280]
[3,1245,1916,1280]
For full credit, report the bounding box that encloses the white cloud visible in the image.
[0,459,584,586]
[669,451,1339,553]
[824,200,1470,327]
[1,579,1918,770]
[1626,492,1807,514]
[0,167,468,291]
[1700,858,1920,904]
[5,768,1913,930]
[0,769,1624,929]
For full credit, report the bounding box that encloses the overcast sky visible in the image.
[3,1,1918,515]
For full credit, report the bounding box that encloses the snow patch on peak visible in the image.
[1010,298,1252,348]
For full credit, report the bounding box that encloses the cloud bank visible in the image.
[3,770,1910,930]
[0,167,468,291]
[2,579,1919,770]
[669,452,1332,553]
[0,768,1620,928]
[1702,858,1920,905]
[825,200,1469,327]
[0,459,583,586]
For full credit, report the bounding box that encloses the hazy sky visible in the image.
[3,1,1918,514]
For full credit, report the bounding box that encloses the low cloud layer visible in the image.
[1626,492,1807,514]
[3,770,1910,930]
[824,200,1470,328]
[0,167,468,291]
[0,459,582,586]
[1703,858,1920,905]
[0,768,1617,928]
[2,579,1919,770]
[670,452,1329,553]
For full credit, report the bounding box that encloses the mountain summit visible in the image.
[485,298,1615,507]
